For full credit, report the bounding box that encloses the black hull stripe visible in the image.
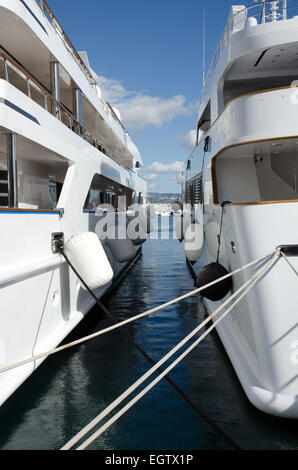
[254,49,270,67]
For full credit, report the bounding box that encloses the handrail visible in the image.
[106,102,125,131]
[200,1,298,104]
[33,0,96,87]
[0,50,132,171]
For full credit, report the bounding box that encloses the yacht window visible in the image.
[84,173,133,210]
[197,101,211,133]
[138,192,146,204]
[0,133,68,209]
[214,139,298,204]
[49,180,63,209]
[0,168,8,207]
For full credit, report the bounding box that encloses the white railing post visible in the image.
[4,59,9,82]
[283,0,287,20]
[50,61,61,120]
[7,133,18,208]
[27,79,31,99]
[72,88,83,126]
[258,0,266,23]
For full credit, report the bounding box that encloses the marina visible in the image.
[0,217,297,450]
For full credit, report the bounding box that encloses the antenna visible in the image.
[253,0,265,23]
[202,9,206,84]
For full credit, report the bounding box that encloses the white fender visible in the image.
[64,232,113,290]
[105,238,136,262]
[171,201,182,213]
[128,204,154,233]
[140,215,154,234]
[95,212,116,241]
[145,203,156,219]
[184,223,204,262]
[101,213,137,262]
[131,236,146,246]
[126,212,147,245]
[136,209,153,234]
[205,221,225,259]
[175,217,183,242]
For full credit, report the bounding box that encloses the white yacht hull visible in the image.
[0,0,147,405]
[0,210,143,407]
[182,2,298,418]
[200,203,298,418]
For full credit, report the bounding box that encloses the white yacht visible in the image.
[181,1,298,418]
[0,0,147,405]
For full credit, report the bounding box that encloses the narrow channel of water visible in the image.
[0,216,297,450]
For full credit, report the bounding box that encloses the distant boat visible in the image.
[157,211,172,216]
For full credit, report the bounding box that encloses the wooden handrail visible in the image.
[229,199,298,205]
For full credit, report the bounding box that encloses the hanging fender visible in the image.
[184,223,204,262]
[195,262,232,301]
[64,232,113,290]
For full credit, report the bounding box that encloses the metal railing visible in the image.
[33,0,96,87]
[201,1,298,102]
[105,102,126,132]
[0,50,131,171]
[31,1,129,145]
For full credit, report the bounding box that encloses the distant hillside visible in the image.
[147,192,180,204]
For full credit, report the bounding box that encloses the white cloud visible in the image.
[140,161,184,189]
[97,75,130,102]
[178,129,197,149]
[142,160,184,174]
[96,75,197,131]
[118,95,194,131]
[143,173,158,181]
[168,175,184,184]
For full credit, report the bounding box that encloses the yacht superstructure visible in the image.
[0,0,147,405]
[181,1,298,418]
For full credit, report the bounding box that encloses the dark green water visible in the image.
[0,217,298,450]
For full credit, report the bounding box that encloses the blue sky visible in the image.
[48,0,235,193]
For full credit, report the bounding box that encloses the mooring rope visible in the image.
[216,201,231,263]
[57,247,242,450]
[280,251,298,277]
[0,249,276,375]
[63,252,279,450]
[0,246,284,451]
